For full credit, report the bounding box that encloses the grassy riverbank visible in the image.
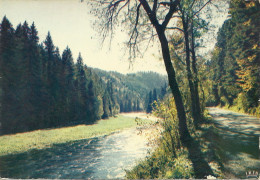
[0,115,148,156]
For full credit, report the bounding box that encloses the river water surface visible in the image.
[0,128,151,179]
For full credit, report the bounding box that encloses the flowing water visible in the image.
[0,128,151,179]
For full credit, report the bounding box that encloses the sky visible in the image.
[0,0,228,75]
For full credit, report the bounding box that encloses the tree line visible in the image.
[146,83,167,113]
[0,17,130,134]
[204,0,259,116]
[93,69,168,111]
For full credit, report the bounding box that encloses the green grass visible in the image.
[0,115,146,157]
[221,104,260,118]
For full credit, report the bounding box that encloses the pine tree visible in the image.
[0,16,17,133]
[75,53,89,122]
[102,89,111,119]
[61,46,75,124]
[208,0,260,114]
[146,91,153,113]
[153,88,158,102]
[0,17,126,134]
[27,22,44,129]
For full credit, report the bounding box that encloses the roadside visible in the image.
[206,107,260,178]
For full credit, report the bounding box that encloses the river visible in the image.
[0,127,152,179]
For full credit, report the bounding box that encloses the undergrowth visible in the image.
[222,104,260,118]
[126,98,224,179]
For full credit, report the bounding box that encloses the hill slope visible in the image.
[92,68,168,111]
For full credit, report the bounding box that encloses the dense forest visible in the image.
[0,16,167,134]
[93,69,168,113]
[204,0,260,116]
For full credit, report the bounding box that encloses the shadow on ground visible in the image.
[206,107,260,179]
[183,137,214,179]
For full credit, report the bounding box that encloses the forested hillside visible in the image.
[92,69,167,112]
[0,17,166,135]
[204,1,260,116]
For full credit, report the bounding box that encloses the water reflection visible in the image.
[0,128,150,179]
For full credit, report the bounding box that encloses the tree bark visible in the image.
[157,27,191,142]
[183,18,199,128]
[139,0,191,142]
[190,21,202,125]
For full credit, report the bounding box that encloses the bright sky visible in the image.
[0,0,228,75]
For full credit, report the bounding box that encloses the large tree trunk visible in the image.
[183,20,199,128]
[212,84,220,106]
[139,0,191,142]
[190,22,202,125]
[157,27,191,142]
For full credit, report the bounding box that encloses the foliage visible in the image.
[126,147,194,179]
[126,97,195,178]
[145,85,167,113]
[126,97,225,179]
[205,0,260,116]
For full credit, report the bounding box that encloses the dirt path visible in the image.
[207,107,260,178]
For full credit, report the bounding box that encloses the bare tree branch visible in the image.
[192,0,212,17]
[139,0,159,26]
[161,0,179,31]
[115,0,130,18]
[166,27,184,32]
[128,3,141,59]
[189,0,196,10]
[152,0,158,13]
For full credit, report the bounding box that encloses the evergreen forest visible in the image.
[0,17,167,134]
[204,0,259,115]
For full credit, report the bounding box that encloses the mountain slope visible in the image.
[92,68,168,111]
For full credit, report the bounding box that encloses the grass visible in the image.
[221,104,260,118]
[0,115,147,157]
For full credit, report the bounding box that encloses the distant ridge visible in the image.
[92,68,168,98]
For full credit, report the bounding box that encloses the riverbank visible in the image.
[0,114,151,157]
[0,124,156,179]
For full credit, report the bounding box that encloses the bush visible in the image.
[234,93,250,112]
[126,147,194,179]
[126,97,195,179]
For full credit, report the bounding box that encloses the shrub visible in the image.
[126,97,195,179]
